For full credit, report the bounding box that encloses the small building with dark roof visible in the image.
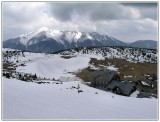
[91,70,136,96]
[137,92,157,98]
[107,80,136,96]
[91,70,120,88]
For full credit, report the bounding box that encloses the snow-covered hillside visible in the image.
[16,53,92,79]
[3,46,157,80]
[3,50,103,80]
[3,78,158,120]
[59,46,157,63]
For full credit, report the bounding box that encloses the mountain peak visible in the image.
[38,26,49,32]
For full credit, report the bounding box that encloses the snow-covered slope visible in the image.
[19,27,64,45]
[59,47,157,63]
[16,54,92,79]
[3,50,103,80]
[3,46,157,80]
[3,77,158,120]
[3,46,157,82]
[19,27,88,45]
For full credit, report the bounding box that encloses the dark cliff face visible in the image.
[27,38,65,53]
[3,37,26,50]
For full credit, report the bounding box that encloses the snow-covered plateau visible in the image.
[2,48,158,120]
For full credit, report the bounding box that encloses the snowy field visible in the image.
[16,54,91,79]
[2,49,158,120]
[2,78,157,120]
[12,52,104,80]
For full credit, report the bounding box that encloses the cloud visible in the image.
[47,3,142,22]
[2,2,158,42]
[2,2,56,40]
[48,3,158,21]
[120,3,158,20]
[3,3,44,23]
[120,3,157,7]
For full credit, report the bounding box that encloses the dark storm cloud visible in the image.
[120,3,157,7]
[47,2,158,22]
[47,3,141,22]
[47,3,89,21]
[47,3,74,21]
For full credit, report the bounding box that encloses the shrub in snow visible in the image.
[78,90,83,93]
[3,72,6,77]
[5,73,10,79]
[72,86,76,89]
[32,73,37,80]
[19,74,22,80]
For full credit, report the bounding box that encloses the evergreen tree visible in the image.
[33,73,37,80]
[6,73,10,79]
[19,73,22,79]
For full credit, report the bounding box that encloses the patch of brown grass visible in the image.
[76,69,92,82]
[3,63,15,70]
[102,58,157,82]
[77,58,157,82]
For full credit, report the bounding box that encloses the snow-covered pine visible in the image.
[58,46,157,63]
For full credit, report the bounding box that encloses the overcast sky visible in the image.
[2,2,158,42]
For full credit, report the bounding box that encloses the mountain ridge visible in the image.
[3,27,157,52]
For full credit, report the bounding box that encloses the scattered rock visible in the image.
[95,92,98,94]
[72,86,76,89]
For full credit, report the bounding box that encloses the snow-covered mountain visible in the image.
[3,27,127,52]
[3,27,157,52]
